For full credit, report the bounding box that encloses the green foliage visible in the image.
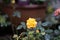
[53,35,60,40]
[3,0,10,4]
[0,15,6,24]
[46,6,54,15]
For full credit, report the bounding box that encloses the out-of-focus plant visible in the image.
[17,22,26,30]
[58,25,60,30]
[13,11,21,18]
[3,0,10,5]
[0,15,6,24]
[13,16,59,40]
[14,18,46,40]
[53,35,60,40]
[46,6,54,15]
[0,10,11,27]
[0,15,9,27]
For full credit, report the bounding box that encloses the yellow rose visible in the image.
[26,18,37,29]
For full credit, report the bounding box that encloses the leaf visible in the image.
[45,29,53,34]
[28,31,34,35]
[21,22,26,29]
[13,11,21,18]
[45,34,51,40]
[16,25,22,30]
[42,21,53,27]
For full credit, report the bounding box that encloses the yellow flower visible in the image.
[26,18,37,29]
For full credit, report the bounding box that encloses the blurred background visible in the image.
[0,0,60,40]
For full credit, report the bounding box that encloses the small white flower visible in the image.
[41,32,45,35]
[13,34,18,38]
